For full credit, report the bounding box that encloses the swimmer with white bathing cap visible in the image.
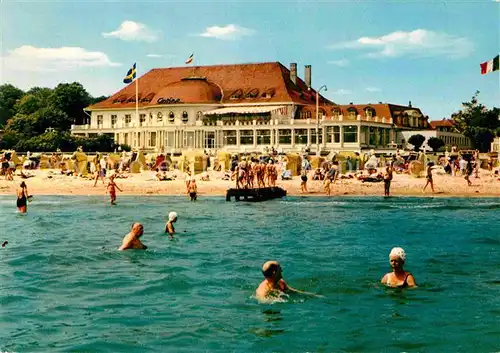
[255,260,322,301]
[165,212,178,238]
[381,247,417,288]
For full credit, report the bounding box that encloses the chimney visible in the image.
[304,65,312,88]
[408,100,412,107]
[290,63,297,85]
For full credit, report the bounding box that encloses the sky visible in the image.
[0,0,499,120]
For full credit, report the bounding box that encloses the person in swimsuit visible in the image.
[464,159,473,186]
[255,261,321,301]
[380,247,417,288]
[107,174,122,205]
[165,211,177,239]
[118,223,147,250]
[300,170,308,193]
[384,162,393,197]
[16,181,29,213]
[188,178,197,201]
[422,162,435,193]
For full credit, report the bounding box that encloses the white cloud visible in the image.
[147,54,163,58]
[327,59,349,67]
[328,29,473,59]
[366,87,381,92]
[2,45,121,72]
[102,20,159,42]
[331,89,352,95]
[199,24,255,40]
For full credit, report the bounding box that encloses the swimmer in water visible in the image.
[16,181,29,213]
[380,247,417,288]
[165,212,177,239]
[107,174,122,205]
[118,223,147,250]
[255,260,321,301]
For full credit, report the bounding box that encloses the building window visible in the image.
[343,125,358,143]
[294,129,308,144]
[278,129,291,144]
[385,129,391,146]
[111,115,117,127]
[257,129,271,145]
[240,130,254,145]
[97,115,103,125]
[139,114,146,126]
[348,109,357,120]
[168,111,175,122]
[149,132,157,147]
[125,114,131,126]
[369,127,376,145]
[184,131,194,147]
[196,111,203,121]
[332,110,340,119]
[365,109,373,119]
[300,110,312,119]
[326,126,340,143]
[223,130,237,145]
[157,112,163,122]
[124,133,129,145]
[310,129,323,144]
[182,111,189,123]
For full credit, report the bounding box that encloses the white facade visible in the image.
[72,103,399,153]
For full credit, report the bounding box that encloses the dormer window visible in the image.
[182,111,189,123]
[262,88,276,99]
[245,88,259,99]
[365,107,374,119]
[157,112,163,122]
[127,94,141,103]
[230,89,243,100]
[347,108,357,120]
[112,95,128,104]
[332,109,340,119]
[168,111,175,122]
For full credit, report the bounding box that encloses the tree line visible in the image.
[0,82,130,152]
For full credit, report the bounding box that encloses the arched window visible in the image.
[182,111,188,123]
[230,89,243,100]
[168,111,175,122]
[196,111,203,121]
[157,112,163,122]
[332,109,340,119]
[365,107,375,119]
[262,88,276,99]
[245,88,259,98]
[347,108,357,120]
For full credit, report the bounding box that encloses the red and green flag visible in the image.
[480,54,499,75]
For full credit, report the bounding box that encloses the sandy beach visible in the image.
[1,168,500,198]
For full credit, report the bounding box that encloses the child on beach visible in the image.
[422,162,435,193]
[107,174,122,205]
[323,177,331,196]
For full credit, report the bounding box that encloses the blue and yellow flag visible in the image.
[123,63,137,84]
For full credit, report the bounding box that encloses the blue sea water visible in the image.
[0,195,499,352]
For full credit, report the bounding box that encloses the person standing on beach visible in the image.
[381,247,416,288]
[422,162,435,193]
[16,181,29,213]
[255,261,321,301]
[119,223,147,250]
[464,159,473,186]
[107,174,122,205]
[384,162,393,197]
[165,212,178,238]
[300,170,308,193]
[188,178,197,201]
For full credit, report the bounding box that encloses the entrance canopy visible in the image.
[203,106,286,115]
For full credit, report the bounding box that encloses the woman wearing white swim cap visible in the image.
[380,247,417,288]
[165,212,178,239]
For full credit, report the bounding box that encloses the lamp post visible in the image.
[316,85,328,156]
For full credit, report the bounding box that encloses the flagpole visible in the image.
[135,63,139,149]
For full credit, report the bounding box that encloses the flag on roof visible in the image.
[185,53,194,64]
[480,54,499,75]
[123,63,137,83]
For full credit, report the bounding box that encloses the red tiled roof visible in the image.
[88,62,335,110]
[430,119,455,128]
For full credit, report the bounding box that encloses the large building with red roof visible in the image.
[72,62,433,153]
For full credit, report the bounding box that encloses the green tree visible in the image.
[14,87,52,115]
[408,134,426,152]
[451,91,500,152]
[49,82,92,125]
[427,137,445,152]
[0,84,24,126]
